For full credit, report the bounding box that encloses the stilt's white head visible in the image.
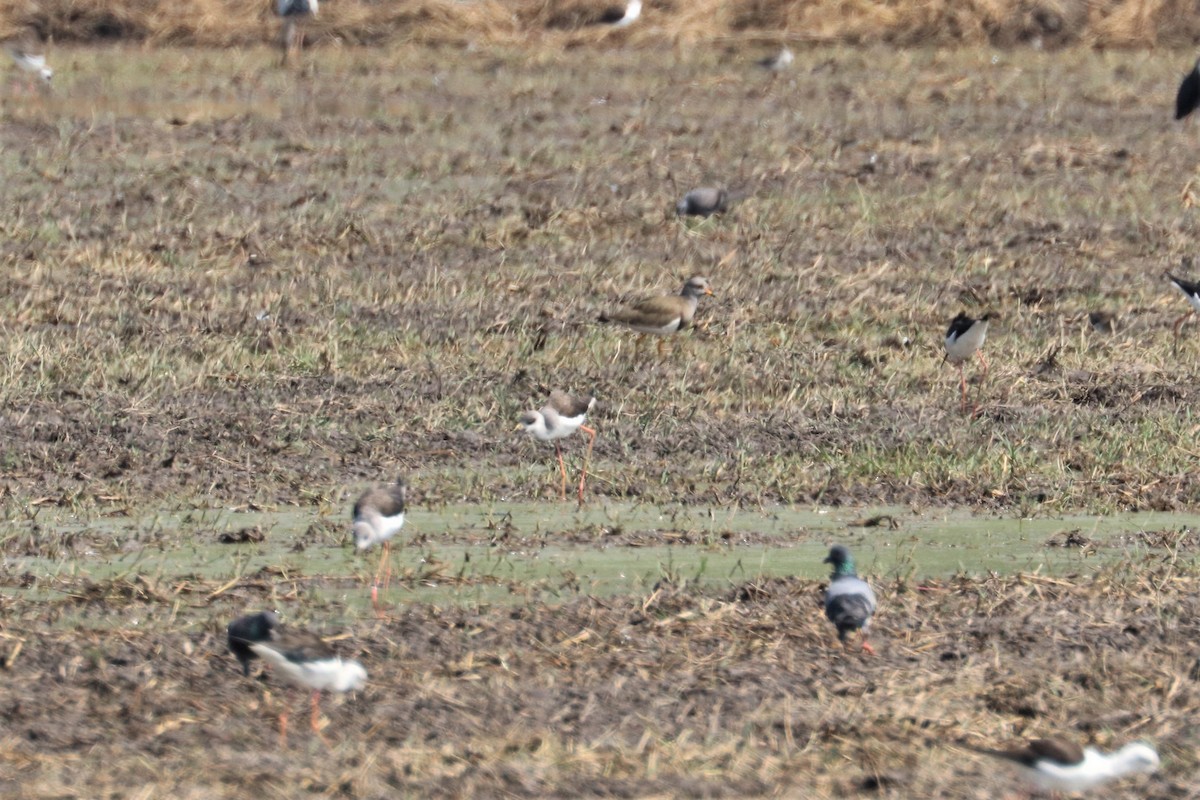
[1114,743,1160,775]
[353,520,378,550]
[517,410,547,439]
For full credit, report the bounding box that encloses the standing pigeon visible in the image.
[823,545,876,654]
[676,188,730,217]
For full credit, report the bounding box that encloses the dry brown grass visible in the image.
[4,0,1200,48]
[2,45,1200,513]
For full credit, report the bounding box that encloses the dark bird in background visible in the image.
[1178,58,1200,120]
[227,610,280,676]
[758,47,794,73]
[1088,310,1117,335]
[676,187,733,217]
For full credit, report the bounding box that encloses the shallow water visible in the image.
[4,501,1195,610]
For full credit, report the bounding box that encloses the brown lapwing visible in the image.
[518,391,597,503]
[944,312,991,412]
[242,628,366,747]
[599,276,714,357]
[823,545,876,655]
[1178,58,1200,120]
[277,0,317,67]
[1166,272,1200,341]
[351,478,407,616]
[227,611,280,676]
[961,737,1158,794]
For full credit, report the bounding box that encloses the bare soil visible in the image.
[3,568,1200,798]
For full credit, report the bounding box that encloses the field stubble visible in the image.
[7,0,1200,48]
[0,44,1199,797]
[0,46,1196,514]
[3,563,1200,797]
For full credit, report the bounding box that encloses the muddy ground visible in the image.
[2,44,1200,797]
[4,567,1200,798]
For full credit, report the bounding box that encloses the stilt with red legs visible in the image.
[944,312,992,414]
[518,391,598,504]
[244,629,366,747]
[352,478,407,617]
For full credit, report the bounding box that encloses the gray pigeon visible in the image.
[823,545,876,654]
[675,188,730,217]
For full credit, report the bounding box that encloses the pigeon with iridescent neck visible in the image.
[823,545,876,655]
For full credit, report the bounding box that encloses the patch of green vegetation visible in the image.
[5,502,1198,613]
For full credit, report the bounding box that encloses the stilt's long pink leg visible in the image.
[578,425,597,504]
